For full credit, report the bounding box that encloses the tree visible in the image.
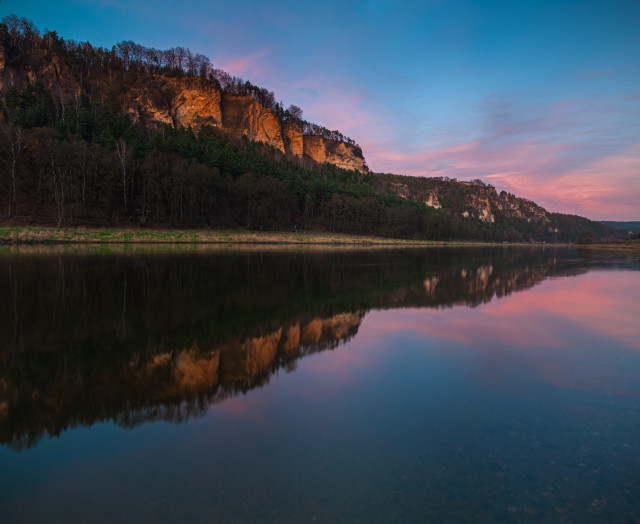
[576,231,593,244]
[286,104,303,122]
[2,14,22,48]
[0,118,25,218]
[49,138,73,227]
[115,138,133,211]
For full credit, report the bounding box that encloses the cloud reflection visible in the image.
[353,271,640,395]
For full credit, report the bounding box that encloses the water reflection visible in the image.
[0,247,637,449]
[360,270,640,392]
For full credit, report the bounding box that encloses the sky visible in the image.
[2,0,639,220]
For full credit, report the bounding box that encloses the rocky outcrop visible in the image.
[392,178,550,224]
[495,189,549,222]
[303,135,366,172]
[221,93,284,151]
[124,76,222,130]
[283,122,304,157]
[463,189,495,222]
[424,192,442,209]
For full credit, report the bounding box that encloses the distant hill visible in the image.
[601,221,640,233]
[0,15,625,243]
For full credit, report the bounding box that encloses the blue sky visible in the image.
[2,0,639,219]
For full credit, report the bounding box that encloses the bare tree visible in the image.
[287,105,303,121]
[185,49,197,76]
[50,142,72,227]
[73,138,90,208]
[161,48,175,71]
[195,53,211,78]
[19,17,40,50]
[115,138,133,211]
[0,119,25,218]
[2,15,22,48]
[115,41,133,70]
[174,47,187,72]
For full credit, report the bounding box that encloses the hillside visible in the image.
[0,16,623,242]
[601,221,640,235]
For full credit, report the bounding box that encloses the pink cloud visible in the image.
[328,92,638,220]
[357,106,639,220]
[484,145,640,219]
[215,48,273,78]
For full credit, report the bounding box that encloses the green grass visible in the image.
[0,224,563,248]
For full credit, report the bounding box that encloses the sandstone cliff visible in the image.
[221,93,284,151]
[283,121,304,157]
[303,135,366,172]
[124,75,223,129]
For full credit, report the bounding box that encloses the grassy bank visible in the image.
[0,225,583,249]
[0,225,477,246]
[575,241,640,252]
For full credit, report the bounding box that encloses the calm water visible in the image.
[0,246,639,523]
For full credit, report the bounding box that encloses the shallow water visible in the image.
[0,246,638,522]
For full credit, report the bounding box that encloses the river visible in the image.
[0,246,638,522]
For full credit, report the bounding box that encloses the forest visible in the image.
[0,15,621,242]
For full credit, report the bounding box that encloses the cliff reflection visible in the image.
[0,247,636,449]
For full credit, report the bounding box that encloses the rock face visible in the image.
[283,122,304,157]
[303,135,366,172]
[494,189,549,222]
[221,94,284,151]
[125,76,222,129]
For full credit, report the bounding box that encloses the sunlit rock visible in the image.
[303,135,366,172]
[222,94,284,151]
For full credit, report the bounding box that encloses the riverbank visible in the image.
[577,241,640,252]
[0,225,526,246]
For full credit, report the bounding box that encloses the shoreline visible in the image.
[0,225,553,247]
[3,225,636,251]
